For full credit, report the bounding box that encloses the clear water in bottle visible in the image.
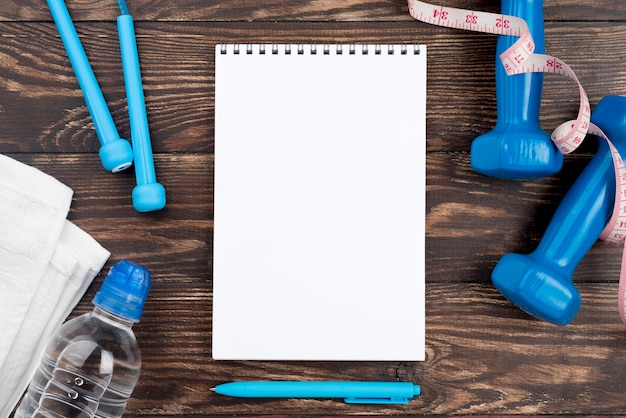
[14,259,151,418]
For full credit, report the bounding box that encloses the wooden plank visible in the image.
[63,281,626,416]
[1,153,211,281]
[0,1,623,22]
[7,152,622,288]
[0,22,625,154]
[426,152,625,284]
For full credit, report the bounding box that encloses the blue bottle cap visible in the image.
[94,260,152,322]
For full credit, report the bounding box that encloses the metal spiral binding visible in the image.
[218,44,421,55]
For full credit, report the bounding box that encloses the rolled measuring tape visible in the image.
[407,0,626,324]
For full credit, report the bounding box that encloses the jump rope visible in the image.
[47,0,166,212]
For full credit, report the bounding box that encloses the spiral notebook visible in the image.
[212,43,426,361]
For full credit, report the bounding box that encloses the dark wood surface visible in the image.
[4,0,626,416]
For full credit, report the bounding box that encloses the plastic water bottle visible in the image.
[14,259,151,418]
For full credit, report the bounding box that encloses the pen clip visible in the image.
[344,397,409,405]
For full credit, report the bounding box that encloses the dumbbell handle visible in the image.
[495,0,545,130]
[534,139,615,273]
[471,0,563,179]
[533,97,626,278]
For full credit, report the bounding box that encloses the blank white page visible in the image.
[213,44,426,361]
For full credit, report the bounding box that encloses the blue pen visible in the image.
[212,381,421,405]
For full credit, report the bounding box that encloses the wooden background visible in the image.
[4,0,626,416]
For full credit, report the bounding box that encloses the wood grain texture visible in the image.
[68,282,626,416]
[3,0,626,416]
[2,21,625,155]
[0,1,624,21]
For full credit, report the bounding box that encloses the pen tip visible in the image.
[210,388,216,392]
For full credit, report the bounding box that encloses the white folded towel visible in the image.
[0,154,73,367]
[0,221,110,416]
[0,155,110,416]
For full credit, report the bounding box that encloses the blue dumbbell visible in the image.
[492,95,626,325]
[471,0,563,179]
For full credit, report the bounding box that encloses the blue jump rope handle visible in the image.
[47,0,133,173]
[471,0,562,179]
[492,95,626,325]
[117,15,166,212]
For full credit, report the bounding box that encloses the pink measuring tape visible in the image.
[407,0,626,323]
